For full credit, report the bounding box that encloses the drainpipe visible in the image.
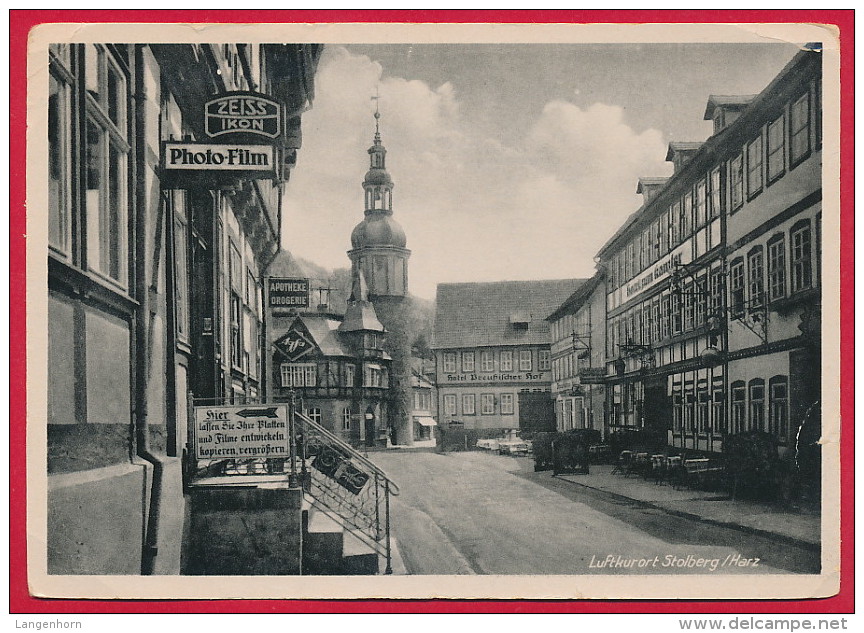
[133,43,165,576]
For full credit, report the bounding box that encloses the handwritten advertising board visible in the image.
[269,277,310,309]
[193,405,290,460]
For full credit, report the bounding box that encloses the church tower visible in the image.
[348,108,411,297]
[348,108,414,445]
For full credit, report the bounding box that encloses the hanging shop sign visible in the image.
[193,404,290,460]
[268,277,310,309]
[273,319,318,362]
[205,91,282,140]
[162,142,277,186]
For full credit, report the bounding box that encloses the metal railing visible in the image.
[293,410,399,574]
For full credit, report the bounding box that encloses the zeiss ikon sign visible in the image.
[205,92,282,139]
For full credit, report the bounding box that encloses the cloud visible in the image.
[281,47,672,300]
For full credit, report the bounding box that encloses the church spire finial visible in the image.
[372,86,381,143]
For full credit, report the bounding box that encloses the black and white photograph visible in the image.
[27,21,841,601]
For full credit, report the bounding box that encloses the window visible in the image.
[231,294,243,368]
[342,407,352,431]
[695,179,707,228]
[731,382,746,434]
[461,351,475,373]
[500,350,513,371]
[696,383,709,434]
[767,235,787,301]
[791,220,812,292]
[462,393,476,415]
[790,92,811,165]
[443,352,456,373]
[709,166,723,219]
[670,292,682,334]
[538,349,551,371]
[694,274,707,327]
[519,350,532,371]
[481,394,495,415]
[443,394,457,416]
[712,387,725,434]
[660,293,671,340]
[171,191,189,341]
[500,393,514,415]
[345,363,356,388]
[49,45,74,257]
[281,363,316,387]
[305,408,322,425]
[365,364,385,387]
[669,202,680,246]
[749,379,765,432]
[84,45,130,287]
[730,154,744,211]
[710,266,724,320]
[729,258,745,318]
[767,114,786,182]
[480,351,494,372]
[746,136,763,197]
[769,376,789,443]
[681,192,693,239]
[748,247,764,309]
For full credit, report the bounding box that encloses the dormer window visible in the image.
[510,313,530,331]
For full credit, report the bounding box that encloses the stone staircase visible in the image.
[301,500,380,575]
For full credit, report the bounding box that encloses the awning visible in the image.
[414,416,437,427]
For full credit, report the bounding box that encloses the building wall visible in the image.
[435,344,551,433]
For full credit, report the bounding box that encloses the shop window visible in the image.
[462,393,476,415]
[461,351,475,373]
[731,381,746,434]
[790,92,811,166]
[748,246,765,309]
[481,350,494,372]
[481,394,495,415]
[519,349,532,371]
[767,234,787,301]
[730,153,744,211]
[769,376,789,442]
[749,379,765,432]
[342,407,352,431]
[791,219,813,293]
[443,394,457,416]
[746,135,763,198]
[767,114,786,182]
[443,352,456,373]
[281,363,316,388]
[729,258,745,318]
[500,393,514,415]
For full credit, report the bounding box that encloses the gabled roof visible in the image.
[432,279,584,349]
[298,315,351,357]
[545,271,604,322]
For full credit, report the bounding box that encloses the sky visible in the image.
[280,42,801,300]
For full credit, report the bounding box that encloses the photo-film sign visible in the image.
[163,142,275,176]
[193,405,290,460]
[205,91,282,139]
[269,277,310,309]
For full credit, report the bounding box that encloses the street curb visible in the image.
[555,474,821,553]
